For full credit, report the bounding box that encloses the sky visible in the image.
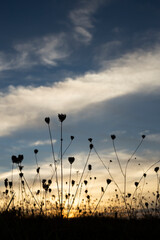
[0,0,160,200]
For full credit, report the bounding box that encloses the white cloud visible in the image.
[0,34,69,71]
[29,139,56,147]
[0,46,160,136]
[146,134,160,143]
[69,0,106,43]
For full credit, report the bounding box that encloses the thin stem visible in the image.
[93,146,122,196]
[68,148,92,217]
[62,139,73,157]
[47,123,60,207]
[22,175,42,212]
[68,163,72,211]
[124,138,144,198]
[60,122,63,217]
[130,160,160,209]
[93,184,108,213]
[112,140,124,177]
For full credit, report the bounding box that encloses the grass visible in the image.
[0,213,159,240]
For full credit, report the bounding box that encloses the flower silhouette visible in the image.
[58,113,66,122]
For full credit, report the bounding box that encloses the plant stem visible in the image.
[68,148,92,218]
[60,121,63,218]
[47,123,60,208]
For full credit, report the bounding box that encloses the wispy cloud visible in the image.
[146,134,160,143]
[0,46,160,137]
[69,0,106,43]
[29,139,56,147]
[0,33,69,71]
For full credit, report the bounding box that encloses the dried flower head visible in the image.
[68,157,75,164]
[88,138,92,142]
[58,113,66,122]
[84,180,88,185]
[154,167,159,173]
[12,155,24,164]
[111,135,116,140]
[106,179,112,185]
[34,149,38,154]
[71,180,75,186]
[88,164,92,171]
[45,117,50,124]
[135,182,139,187]
[89,144,93,150]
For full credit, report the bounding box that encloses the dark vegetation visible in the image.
[0,114,160,239]
[0,213,159,240]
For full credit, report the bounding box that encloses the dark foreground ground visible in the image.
[0,213,159,240]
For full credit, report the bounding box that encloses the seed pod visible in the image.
[88,138,92,142]
[111,135,116,140]
[19,165,23,171]
[89,144,93,150]
[42,179,46,184]
[135,182,139,187]
[143,173,147,178]
[34,149,38,154]
[48,179,52,185]
[87,195,90,200]
[9,182,12,188]
[70,136,74,140]
[88,164,92,171]
[36,190,40,195]
[18,155,24,163]
[45,117,50,124]
[71,180,75,186]
[19,173,23,178]
[106,179,112,185]
[4,179,8,188]
[58,114,66,122]
[142,135,146,139]
[101,187,104,193]
[68,157,75,164]
[128,193,131,198]
[84,180,88,185]
[145,202,148,208]
[154,167,159,173]
[37,167,40,173]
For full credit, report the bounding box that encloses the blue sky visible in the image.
[0,0,160,196]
